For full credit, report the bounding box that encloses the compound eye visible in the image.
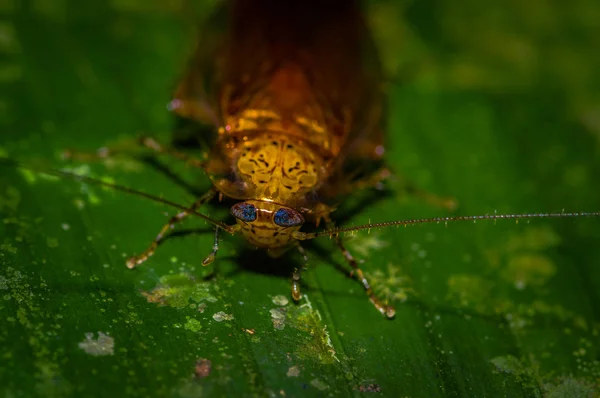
[273,207,304,227]
[231,202,257,222]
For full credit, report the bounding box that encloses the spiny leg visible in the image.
[292,244,309,301]
[320,167,390,199]
[334,167,456,212]
[201,227,221,266]
[62,137,147,161]
[340,167,392,193]
[325,217,396,319]
[138,136,205,168]
[392,172,457,212]
[63,135,206,168]
[126,188,216,269]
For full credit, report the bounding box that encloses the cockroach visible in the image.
[51,0,599,319]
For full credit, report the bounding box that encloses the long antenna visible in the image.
[4,159,234,233]
[5,159,598,241]
[295,212,600,240]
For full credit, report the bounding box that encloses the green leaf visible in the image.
[1,1,599,397]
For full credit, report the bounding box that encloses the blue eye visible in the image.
[231,202,257,222]
[273,207,304,227]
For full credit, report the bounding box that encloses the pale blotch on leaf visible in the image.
[289,295,339,365]
[271,294,289,306]
[212,311,234,322]
[184,317,202,333]
[501,254,556,289]
[489,355,541,390]
[46,237,59,248]
[0,241,17,254]
[310,378,328,391]
[447,274,493,313]
[490,356,598,395]
[345,231,388,257]
[78,332,114,356]
[505,226,560,253]
[286,365,300,377]
[141,273,218,309]
[270,307,287,330]
[367,263,414,304]
[490,355,527,375]
[545,378,597,398]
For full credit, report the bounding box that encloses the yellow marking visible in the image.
[234,135,321,200]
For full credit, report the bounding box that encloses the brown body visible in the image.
[173,0,386,251]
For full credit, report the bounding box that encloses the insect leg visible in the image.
[138,136,206,168]
[292,244,309,301]
[391,172,457,211]
[126,188,216,269]
[201,227,220,266]
[335,168,456,212]
[63,136,205,168]
[325,217,396,319]
[341,167,392,192]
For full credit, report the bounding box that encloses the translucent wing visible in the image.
[169,3,228,147]
[174,0,386,199]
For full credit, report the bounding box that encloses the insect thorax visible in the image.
[208,130,327,206]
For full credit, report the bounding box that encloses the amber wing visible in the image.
[174,0,385,181]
